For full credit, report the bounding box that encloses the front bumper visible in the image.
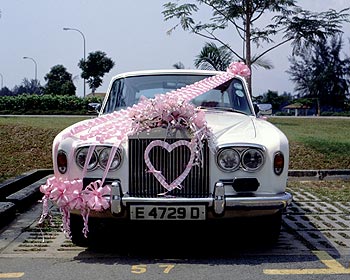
[109,181,293,219]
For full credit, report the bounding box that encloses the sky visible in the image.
[0,0,349,97]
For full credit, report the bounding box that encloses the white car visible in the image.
[41,64,292,245]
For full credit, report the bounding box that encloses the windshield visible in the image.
[102,74,253,115]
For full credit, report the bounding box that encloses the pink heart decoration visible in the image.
[144,140,195,193]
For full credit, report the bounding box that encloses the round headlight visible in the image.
[241,149,264,171]
[99,148,122,170]
[76,147,98,170]
[217,148,240,171]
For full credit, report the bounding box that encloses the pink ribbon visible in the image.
[144,140,196,193]
[227,61,251,77]
[82,181,111,211]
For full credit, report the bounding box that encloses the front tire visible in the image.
[69,214,89,247]
[257,210,283,244]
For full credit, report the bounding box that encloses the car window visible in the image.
[191,79,251,114]
[102,74,252,115]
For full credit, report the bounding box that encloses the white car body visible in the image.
[51,68,292,244]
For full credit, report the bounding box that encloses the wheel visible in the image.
[69,214,123,249]
[69,213,89,247]
[258,210,283,244]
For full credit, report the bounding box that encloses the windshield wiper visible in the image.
[197,106,248,115]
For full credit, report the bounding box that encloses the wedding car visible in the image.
[41,63,292,245]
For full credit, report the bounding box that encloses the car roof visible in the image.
[109,69,224,81]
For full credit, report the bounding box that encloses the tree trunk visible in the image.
[245,0,253,97]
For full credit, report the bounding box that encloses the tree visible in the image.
[173,61,185,69]
[194,42,233,71]
[78,51,115,94]
[287,36,350,112]
[0,87,13,96]
[253,90,293,112]
[163,1,349,94]
[44,65,76,96]
[13,78,43,95]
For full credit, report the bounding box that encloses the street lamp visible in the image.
[0,73,3,89]
[63,27,86,97]
[23,56,38,82]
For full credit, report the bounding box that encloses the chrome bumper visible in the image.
[110,181,293,216]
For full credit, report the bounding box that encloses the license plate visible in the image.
[130,205,206,220]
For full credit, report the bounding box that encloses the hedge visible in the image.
[0,94,102,115]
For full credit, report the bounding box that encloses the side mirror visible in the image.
[88,102,101,114]
[253,103,260,116]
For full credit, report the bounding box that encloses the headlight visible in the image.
[99,147,122,170]
[241,148,264,171]
[217,148,240,171]
[76,147,98,170]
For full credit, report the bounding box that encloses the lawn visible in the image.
[269,117,350,170]
[0,116,350,183]
[0,116,90,182]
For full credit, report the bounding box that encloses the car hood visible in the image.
[58,110,283,151]
[204,110,288,150]
[205,111,257,144]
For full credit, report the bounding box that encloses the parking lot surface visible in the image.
[0,185,349,279]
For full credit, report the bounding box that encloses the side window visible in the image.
[104,79,125,113]
[228,81,250,113]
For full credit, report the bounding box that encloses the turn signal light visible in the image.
[57,150,68,174]
[273,152,284,175]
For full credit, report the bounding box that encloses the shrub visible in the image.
[0,94,102,115]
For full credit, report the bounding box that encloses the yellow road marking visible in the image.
[264,251,350,275]
[0,273,24,279]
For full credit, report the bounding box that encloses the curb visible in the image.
[6,175,52,212]
[0,202,16,228]
[0,169,52,198]
[0,169,53,228]
[288,169,350,181]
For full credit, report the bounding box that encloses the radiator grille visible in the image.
[129,138,210,197]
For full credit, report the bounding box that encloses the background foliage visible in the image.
[0,94,102,115]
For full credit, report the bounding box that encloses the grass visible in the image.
[288,180,350,203]
[0,116,90,182]
[0,116,349,183]
[269,117,350,170]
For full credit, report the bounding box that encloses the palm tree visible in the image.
[195,42,274,72]
[194,42,233,71]
[172,62,185,69]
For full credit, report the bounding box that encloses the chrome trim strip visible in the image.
[217,143,266,151]
[225,192,293,209]
[119,192,293,210]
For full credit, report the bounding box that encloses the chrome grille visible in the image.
[129,138,210,198]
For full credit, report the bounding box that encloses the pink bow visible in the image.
[65,180,84,210]
[82,181,111,211]
[49,181,70,208]
[227,62,251,77]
